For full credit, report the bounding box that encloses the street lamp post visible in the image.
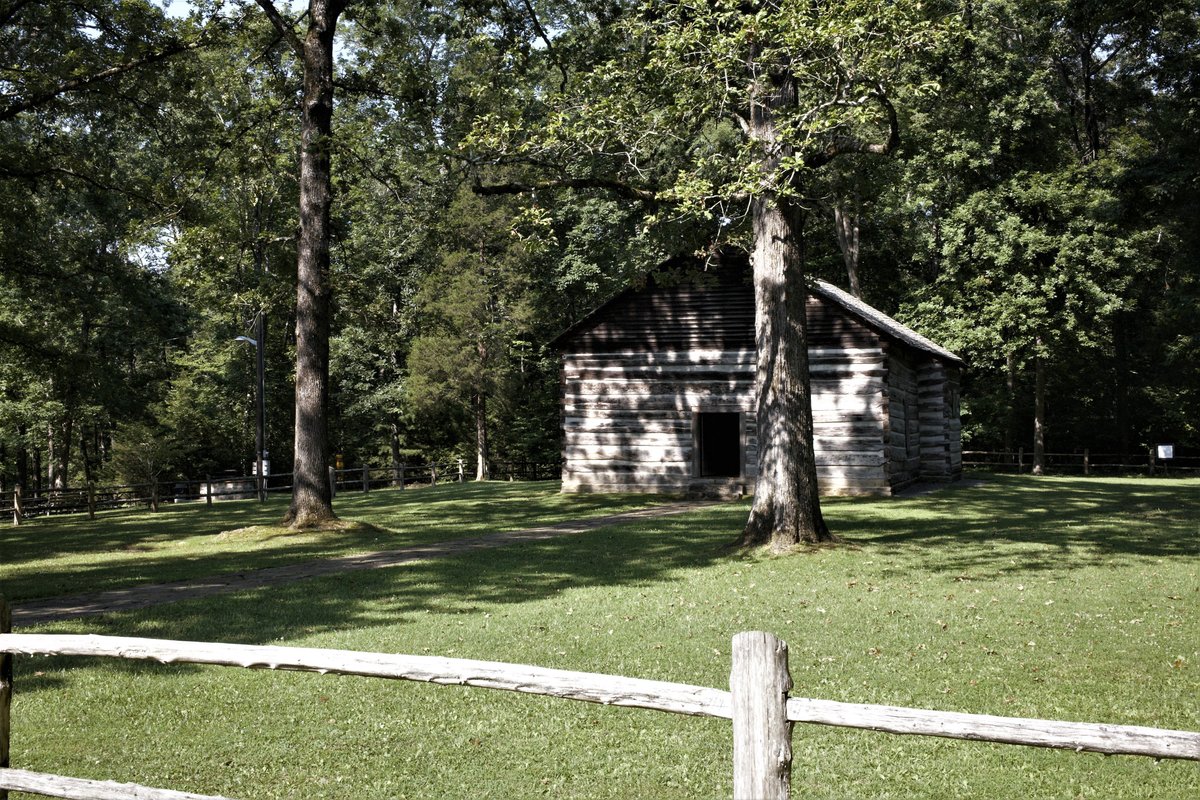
[236,321,267,502]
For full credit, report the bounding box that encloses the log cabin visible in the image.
[554,260,962,496]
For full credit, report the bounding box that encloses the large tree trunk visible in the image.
[46,423,58,491]
[47,418,71,492]
[1004,349,1017,452]
[740,197,831,550]
[278,0,345,528]
[1032,340,1047,475]
[15,427,28,492]
[474,391,490,481]
[738,50,831,550]
[833,202,862,298]
[390,419,403,487]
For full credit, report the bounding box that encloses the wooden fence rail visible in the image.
[7,460,562,523]
[0,620,1196,800]
[963,449,1200,475]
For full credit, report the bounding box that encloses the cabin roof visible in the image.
[553,264,962,367]
[809,279,962,366]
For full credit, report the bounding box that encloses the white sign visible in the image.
[1157,445,1174,460]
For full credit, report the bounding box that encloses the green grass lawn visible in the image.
[4,474,1199,799]
[0,482,669,601]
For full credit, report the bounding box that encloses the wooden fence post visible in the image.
[399,463,406,490]
[457,459,464,483]
[86,482,95,520]
[1018,447,1024,473]
[10,486,20,526]
[328,466,337,499]
[362,465,370,493]
[1148,446,1155,476]
[1,596,12,800]
[1083,449,1089,476]
[731,632,792,800]
[430,464,438,486]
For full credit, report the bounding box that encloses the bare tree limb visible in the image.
[255,0,306,60]
[520,0,568,92]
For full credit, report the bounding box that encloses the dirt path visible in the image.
[12,501,711,628]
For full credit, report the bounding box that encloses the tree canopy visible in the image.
[0,0,1195,533]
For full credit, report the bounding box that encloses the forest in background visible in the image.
[1,0,1197,493]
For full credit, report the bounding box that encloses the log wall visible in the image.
[883,346,922,491]
[558,272,961,496]
[916,362,963,481]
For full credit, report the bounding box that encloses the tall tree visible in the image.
[406,192,537,480]
[257,0,347,527]
[473,0,953,549]
[893,0,1200,463]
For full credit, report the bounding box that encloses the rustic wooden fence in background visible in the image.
[6,460,562,524]
[0,603,1196,800]
[964,449,1200,475]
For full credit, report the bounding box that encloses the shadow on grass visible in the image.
[11,506,741,688]
[835,473,1200,575]
[1,482,670,602]
[16,475,1200,646]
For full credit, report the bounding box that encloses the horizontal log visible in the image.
[563,349,754,364]
[563,416,691,432]
[814,436,890,452]
[565,464,694,478]
[0,768,235,800]
[566,364,755,377]
[0,634,733,720]
[564,380,881,403]
[565,432,689,446]
[570,379,755,396]
[562,476,695,491]
[812,451,886,467]
[812,420,885,434]
[809,395,885,412]
[808,347,885,359]
[811,409,882,424]
[816,464,887,479]
[812,365,888,377]
[571,336,755,350]
[564,397,753,413]
[786,698,1200,761]
[564,347,887,365]
[565,450,693,466]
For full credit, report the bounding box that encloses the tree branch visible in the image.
[803,89,900,170]
[255,0,306,60]
[473,176,659,203]
[520,0,568,92]
[0,38,205,122]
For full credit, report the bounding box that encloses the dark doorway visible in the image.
[697,412,741,477]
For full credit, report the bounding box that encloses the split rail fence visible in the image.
[0,603,1196,800]
[6,460,560,524]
